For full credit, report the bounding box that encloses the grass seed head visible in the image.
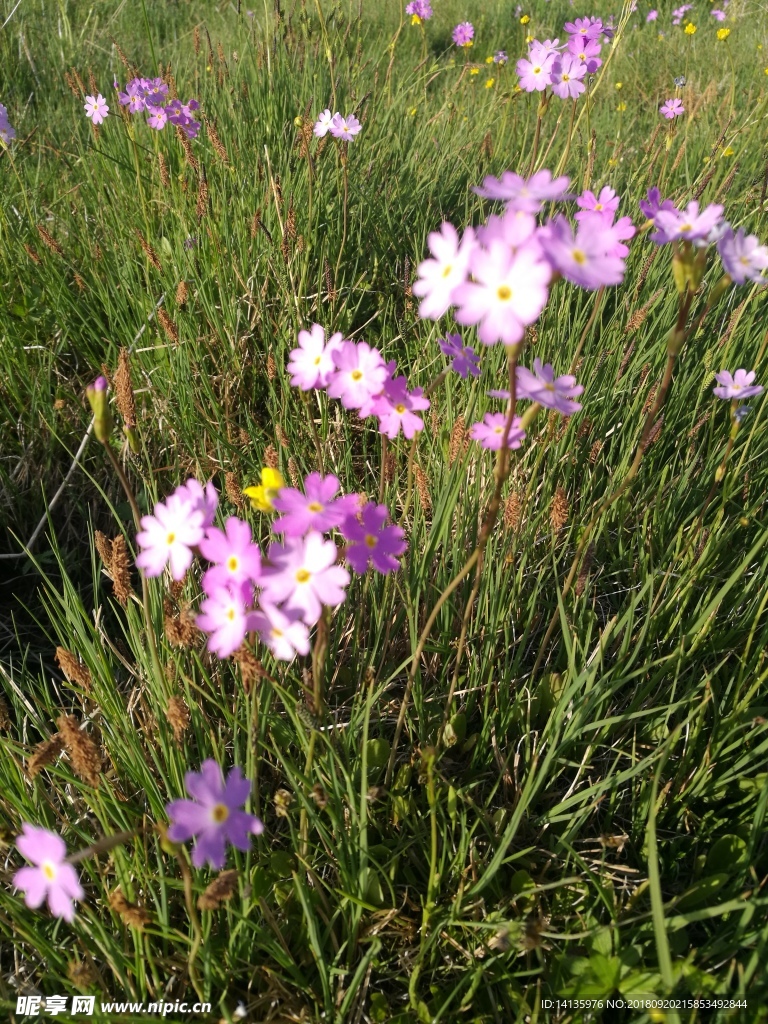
[55,648,92,691]
[56,714,102,788]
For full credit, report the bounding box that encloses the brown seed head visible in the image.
[198,869,239,910]
[166,695,191,744]
[110,535,135,607]
[109,888,152,929]
[28,734,65,779]
[225,471,246,510]
[449,416,467,466]
[175,279,189,308]
[135,230,162,272]
[164,601,200,648]
[57,714,102,788]
[275,424,289,449]
[157,308,180,345]
[232,646,264,694]
[589,439,603,465]
[266,351,277,380]
[414,464,431,516]
[36,225,64,257]
[504,491,522,531]
[55,648,92,691]
[23,243,42,265]
[68,959,98,988]
[114,347,137,430]
[196,171,209,222]
[264,444,279,469]
[288,456,301,488]
[176,125,199,171]
[158,151,171,188]
[550,486,569,533]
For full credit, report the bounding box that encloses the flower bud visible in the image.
[86,376,113,443]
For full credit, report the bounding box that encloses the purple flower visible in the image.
[452,239,552,346]
[647,9,658,21]
[639,186,677,221]
[516,359,584,414]
[469,413,526,450]
[516,46,556,91]
[566,35,602,72]
[261,533,350,625]
[651,200,724,246]
[287,323,346,390]
[197,581,258,658]
[659,97,684,119]
[406,0,433,18]
[717,225,768,284]
[711,8,727,20]
[0,103,16,145]
[576,186,619,221]
[166,760,263,869]
[200,517,262,593]
[327,341,390,410]
[412,221,477,319]
[272,473,359,537]
[136,492,206,580]
[84,94,109,125]
[539,214,628,289]
[565,16,603,38]
[370,376,430,439]
[13,825,84,922]
[329,113,362,141]
[146,105,168,130]
[174,478,218,529]
[712,369,764,401]
[439,334,481,378]
[251,603,311,661]
[550,53,587,100]
[452,21,475,46]
[494,50,508,63]
[314,109,336,137]
[473,169,571,213]
[342,503,406,575]
[165,98,201,138]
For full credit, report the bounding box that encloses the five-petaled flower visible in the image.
[13,825,84,922]
[84,94,109,124]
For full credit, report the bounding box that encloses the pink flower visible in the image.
[329,113,362,141]
[252,603,311,661]
[564,16,603,38]
[550,54,587,100]
[13,824,84,922]
[452,239,551,345]
[651,200,723,246]
[174,479,218,529]
[84,94,109,124]
[314,109,336,137]
[711,8,727,19]
[718,225,768,284]
[342,503,406,575]
[261,533,350,625]
[327,341,390,410]
[712,369,764,400]
[412,221,477,319]
[370,377,430,439]
[136,493,205,580]
[539,214,628,288]
[659,98,684,119]
[516,50,555,91]
[452,21,474,46]
[469,413,526,450]
[200,517,262,593]
[516,358,583,414]
[575,187,620,221]
[646,9,658,20]
[566,35,602,72]
[272,473,359,537]
[146,105,168,130]
[287,324,346,390]
[197,581,258,658]
[473,170,571,213]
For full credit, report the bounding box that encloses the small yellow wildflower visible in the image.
[615,82,623,89]
[408,106,417,116]
[703,155,711,163]
[470,67,480,75]
[411,13,422,24]
[685,22,697,33]
[485,55,494,63]
[617,101,627,111]
[514,83,522,92]
[486,78,495,88]
[721,146,735,157]
[717,27,730,39]
[764,66,768,74]
[608,157,618,167]
[525,34,534,43]
[759,43,763,49]
[243,468,285,512]
[520,14,530,24]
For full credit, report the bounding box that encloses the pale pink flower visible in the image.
[261,533,350,625]
[327,342,390,410]
[136,494,205,580]
[412,222,477,319]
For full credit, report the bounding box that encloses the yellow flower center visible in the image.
[533,66,541,74]
[365,535,377,548]
[42,861,57,881]
[308,502,324,512]
[595,204,603,210]
[295,569,311,583]
[272,627,284,638]
[497,285,512,301]
[562,73,570,82]
[227,609,236,621]
[442,264,453,278]
[227,556,239,572]
[395,403,406,414]
[351,370,363,381]
[314,356,321,365]
[166,532,176,545]
[572,250,586,265]
[680,223,692,232]
[212,804,229,823]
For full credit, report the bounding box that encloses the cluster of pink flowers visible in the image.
[452,22,475,47]
[288,324,431,441]
[672,3,693,24]
[134,465,405,660]
[0,102,15,145]
[405,0,433,19]
[116,77,201,137]
[517,17,606,98]
[313,109,362,141]
[413,169,633,351]
[660,98,684,119]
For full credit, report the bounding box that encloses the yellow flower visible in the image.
[759,43,763,49]
[703,155,711,163]
[520,14,530,24]
[485,78,495,88]
[411,13,422,24]
[721,146,735,157]
[608,157,618,166]
[470,67,480,74]
[685,22,697,33]
[617,101,627,111]
[408,106,417,116]
[485,55,494,63]
[717,27,730,39]
[615,81,623,89]
[525,34,534,43]
[243,468,285,512]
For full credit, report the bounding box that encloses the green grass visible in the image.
[2,1,768,1021]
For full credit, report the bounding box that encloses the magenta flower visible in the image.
[576,186,620,221]
[639,187,677,221]
[412,221,477,319]
[712,369,764,401]
[329,113,362,141]
[647,9,658,20]
[197,581,258,658]
[342,503,406,575]
[651,200,724,246]
[711,8,727,20]
[287,323,346,391]
[565,16,603,38]
[406,0,433,17]
[166,760,263,870]
[200,517,262,593]
[452,21,475,46]
[327,341,390,410]
[473,169,571,213]
[314,108,335,137]
[261,533,350,625]
[272,473,359,537]
[516,49,555,91]
[469,413,526,450]
[252,603,310,661]
[371,376,430,440]
[516,359,583,414]
[13,825,84,923]
[659,98,684,119]
[146,105,168,130]
[119,80,145,113]
[84,94,109,124]
[539,214,628,289]
[136,493,206,580]
[0,103,16,145]
[453,239,551,346]
[476,208,542,252]
[165,98,201,139]
[566,35,602,72]
[439,334,481,378]
[174,479,218,529]
[717,225,768,284]
[550,54,587,99]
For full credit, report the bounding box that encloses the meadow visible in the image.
[2,0,768,1021]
